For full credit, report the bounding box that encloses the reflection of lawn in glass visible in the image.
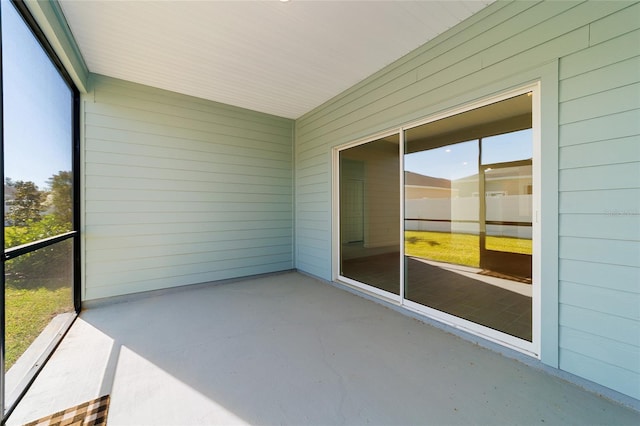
[5,285,72,370]
[486,235,532,255]
[405,231,532,268]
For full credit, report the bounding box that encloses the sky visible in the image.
[404,129,533,181]
[2,1,73,190]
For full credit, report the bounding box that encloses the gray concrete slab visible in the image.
[7,272,639,425]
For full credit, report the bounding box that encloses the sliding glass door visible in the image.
[335,88,538,352]
[1,1,80,419]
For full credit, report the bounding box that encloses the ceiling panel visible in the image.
[59,0,493,119]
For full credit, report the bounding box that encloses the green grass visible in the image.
[486,235,532,255]
[405,231,480,266]
[405,230,532,268]
[4,285,72,370]
[4,219,75,370]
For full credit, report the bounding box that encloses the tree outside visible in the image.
[46,171,73,229]
[4,171,72,248]
[5,179,44,227]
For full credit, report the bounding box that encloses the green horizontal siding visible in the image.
[559,349,640,400]
[560,304,640,347]
[556,1,640,400]
[559,259,639,293]
[84,75,294,300]
[559,136,639,169]
[560,281,639,321]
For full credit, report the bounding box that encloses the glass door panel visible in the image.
[403,93,533,342]
[339,135,400,295]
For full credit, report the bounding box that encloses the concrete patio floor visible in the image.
[7,272,639,425]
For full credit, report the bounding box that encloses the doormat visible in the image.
[23,395,109,426]
[478,270,532,284]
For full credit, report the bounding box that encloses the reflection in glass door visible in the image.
[403,93,534,342]
[339,134,400,295]
[480,162,533,281]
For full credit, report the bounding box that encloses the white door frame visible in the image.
[332,82,542,357]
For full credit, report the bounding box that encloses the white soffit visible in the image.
[59,0,494,119]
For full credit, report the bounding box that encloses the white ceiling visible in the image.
[59,0,493,119]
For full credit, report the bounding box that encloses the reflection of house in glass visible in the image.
[405,168,533,240]
[404,171,453,199]
[456,166,533,240]
[455,167,532,198]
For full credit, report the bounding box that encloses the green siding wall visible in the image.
[83,75,294,300]
[557,3,640,399]
[295,0,640,400]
